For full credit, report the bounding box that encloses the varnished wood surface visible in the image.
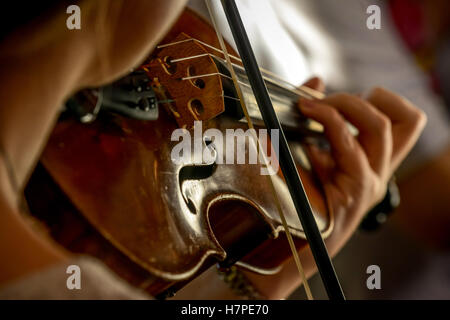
[26,8,333,296]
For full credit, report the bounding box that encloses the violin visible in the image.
[25,6,336,298]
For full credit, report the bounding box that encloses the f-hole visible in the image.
[187,66,206,89]
[179,163,216,213]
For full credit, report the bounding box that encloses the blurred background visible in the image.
[291,0,450,299]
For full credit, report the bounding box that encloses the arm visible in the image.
[392,145,450,248]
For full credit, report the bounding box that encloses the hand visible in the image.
[298,78,427,247]
[242,78,426,299]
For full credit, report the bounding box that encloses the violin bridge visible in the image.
[141,33,227,129]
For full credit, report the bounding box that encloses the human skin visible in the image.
[245,84,427,299]
[173,79,427,299]
[393,145,450,248]
[0,1,426,299]
[0,0,188,286]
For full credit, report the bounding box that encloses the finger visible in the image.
[366,87,427,172]
[306,144,335,185]
[366,87,426,123]
[302,77,325,93]
[298,98,370,178]
[322,93,392,177]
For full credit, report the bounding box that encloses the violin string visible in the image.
[170,56,318,107]
[171,53,210,63]
[181,72,233,81]
[180,71,288,103]
[179,71,295,106]
[172,64,354,135]
[158,93,239,104]
[159,39,324,100]
[205,0,314,300]
[167,51,322,100]
[158,37,242,63]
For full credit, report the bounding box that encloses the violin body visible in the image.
[25,8,332,297]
